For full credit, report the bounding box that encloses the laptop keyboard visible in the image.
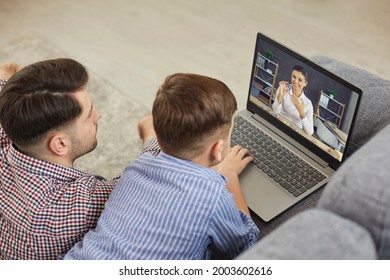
[232,116,327,198]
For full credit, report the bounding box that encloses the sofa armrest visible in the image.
[318,123,390,260]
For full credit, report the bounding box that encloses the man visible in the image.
[0,59,158,259]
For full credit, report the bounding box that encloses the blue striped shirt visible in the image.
[64,151,259,259]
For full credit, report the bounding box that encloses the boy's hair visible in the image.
[0,58,88,148]
[153,73,237,159]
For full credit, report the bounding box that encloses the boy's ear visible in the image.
[209,139,224,164]
[48,133,70,156]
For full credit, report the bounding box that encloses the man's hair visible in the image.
[0,58,89,147]
[153,73,237,159]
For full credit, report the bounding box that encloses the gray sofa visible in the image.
[237,56,390,260]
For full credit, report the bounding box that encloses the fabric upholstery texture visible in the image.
[318,123,390,260]
[238,209,377,260]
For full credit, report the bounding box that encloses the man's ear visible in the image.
[48,133,70,156]
[209,139,224,164]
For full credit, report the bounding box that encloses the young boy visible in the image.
[64,73,259,260]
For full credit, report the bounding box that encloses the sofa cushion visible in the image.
[318,123,390,259]
[311,56,390,156]
[237,209,376,259]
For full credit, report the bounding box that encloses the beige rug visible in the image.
[0,32,150,179]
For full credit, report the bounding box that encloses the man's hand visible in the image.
[0,62,21,80]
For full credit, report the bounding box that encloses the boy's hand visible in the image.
[214,145,253,177]
[214,145,253,216]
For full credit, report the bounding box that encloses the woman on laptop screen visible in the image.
[272,65,314,135]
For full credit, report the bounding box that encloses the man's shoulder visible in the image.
[0,125,11,157]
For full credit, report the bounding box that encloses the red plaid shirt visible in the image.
[0,125,120,259]
[0,79,160,259]
[0,126,160,260]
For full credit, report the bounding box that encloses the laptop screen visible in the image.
[247,33,362,169]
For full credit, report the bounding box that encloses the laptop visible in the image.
[232,32,362,222]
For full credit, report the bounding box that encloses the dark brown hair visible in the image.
[152,73,237,158]
[0,58,89,147]
[293,65,308,82]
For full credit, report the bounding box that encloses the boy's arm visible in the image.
[210,189,259,259]
[214,145,253,216]
[224,173,251,217]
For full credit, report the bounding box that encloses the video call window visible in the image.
[249,43,360,160]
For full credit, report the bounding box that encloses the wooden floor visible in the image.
[1,0,389,110]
